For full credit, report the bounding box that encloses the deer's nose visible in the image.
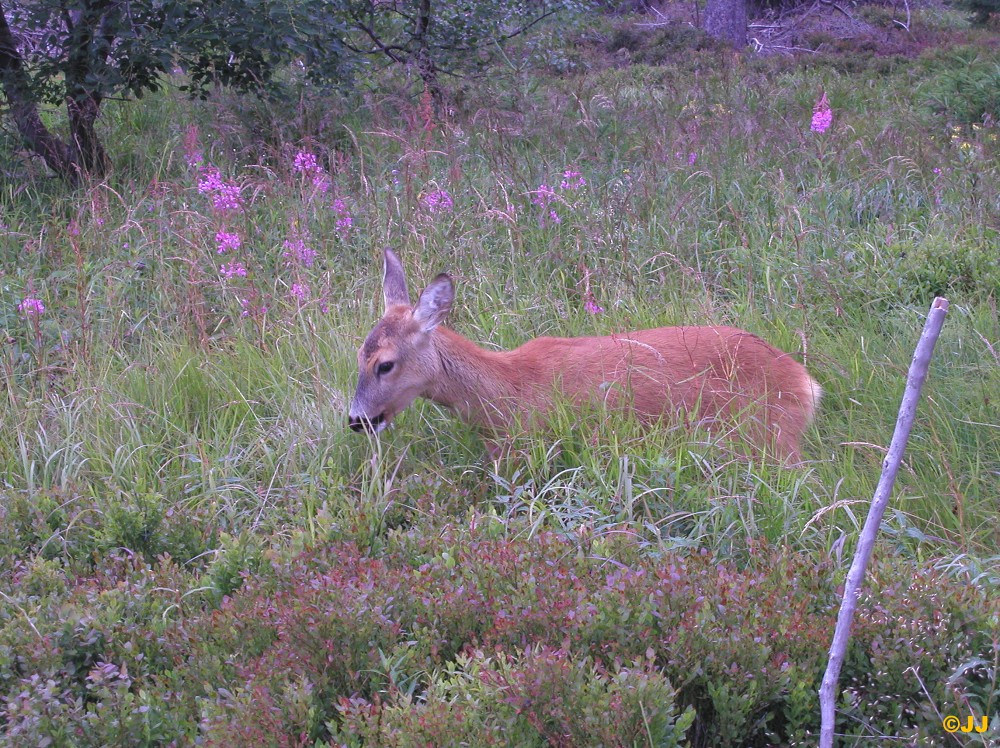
[348,413,384,433]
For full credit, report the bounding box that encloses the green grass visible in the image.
[0,13,998,745]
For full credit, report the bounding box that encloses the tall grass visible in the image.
[1,41,998,564]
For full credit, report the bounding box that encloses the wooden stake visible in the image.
[819,297,949,748]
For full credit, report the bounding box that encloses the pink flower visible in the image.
[18,296,45,317]
[560,169,586,191]
[531,184,557,207]
[293,151,320,174]
[183,125,203,169]
[584,298,604,315]
[687,152,698,166]
[290,283,309,301]
[215,231,241,254]
[198,168,243,213]
[240,297,268,319]
[282,235,318,267]
[219,262,247,279]
[422,189,454,214]
[811,93,832,134]
[532,184,560,227]
[332,198,353,239]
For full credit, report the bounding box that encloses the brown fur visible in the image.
[349,251,822,463]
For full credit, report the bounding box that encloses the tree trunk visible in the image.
[412,0,441,106]
[67,93,108,176]
[0,4,80,182]
[64,1,110,176]
[703,0,747,49]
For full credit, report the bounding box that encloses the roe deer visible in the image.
[349,249,822,463]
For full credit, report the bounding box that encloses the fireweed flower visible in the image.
[332,198,353,238]
[215,231,241,254]
[560,169,587,191]
[294,151,332,194]
[18,296,45,317]
[811,93,832,134]
[293,151,320,174]
[183,125,203,168]
[282,235,318,268]
[532,183,560,227]
[532,184,557,207]
[422,189,454,214]
[240,297,265,318]
[219,262,248,280]
[197,168,243,213]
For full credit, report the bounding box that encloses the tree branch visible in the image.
[818,297,950,748]
[0,2,78,181]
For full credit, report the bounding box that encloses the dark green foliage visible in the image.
[605,23,716,65]
[954,0,1000,24]
[5,0,352,104]
[917,46,1000,124]
[894,234,1000,303]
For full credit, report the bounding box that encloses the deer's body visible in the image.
[349,250,822,463]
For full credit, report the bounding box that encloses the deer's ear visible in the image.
[412,274,453,332]
[382,248,410,309]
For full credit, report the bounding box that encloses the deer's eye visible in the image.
[376,361,395,376]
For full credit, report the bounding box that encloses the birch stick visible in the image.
[818,297,950,748]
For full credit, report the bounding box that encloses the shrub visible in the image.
[918,47,1000,124]
[892,234,1000,303]
[181,530,995,746]
[330,647,696,747]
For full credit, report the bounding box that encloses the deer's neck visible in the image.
[426,327,536,430]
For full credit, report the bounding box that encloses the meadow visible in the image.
[0,8,998,746]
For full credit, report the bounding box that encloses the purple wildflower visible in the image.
[18,296,45,317]
[239,297,267,319]
[532,184,560,227]
[198,169,243,213]
[290,283,309,301]
[687,152,698,166]
[293,151,320,174]
[219,262,248,280]
[183,126,203,169]
[532,184,557,207]
[584,298,604,315]
[282,235,318,267]
[811,93,832,134]
[215,231,241,254]
[560,169,586,191]
[332,198,353,238]
[423,189,454,214]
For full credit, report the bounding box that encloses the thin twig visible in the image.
[893,0,912,32]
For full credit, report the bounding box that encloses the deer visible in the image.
[349,249,822,464]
